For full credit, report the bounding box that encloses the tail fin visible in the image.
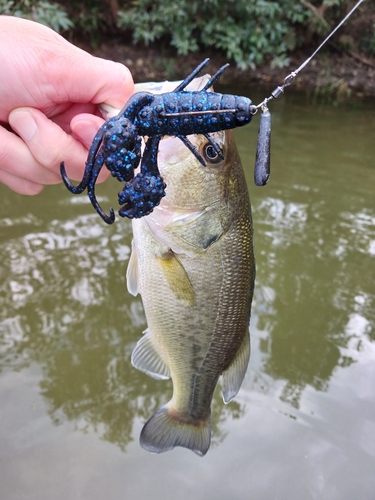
[140,405,211,456]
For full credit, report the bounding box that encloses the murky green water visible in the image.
[0,89,374,500]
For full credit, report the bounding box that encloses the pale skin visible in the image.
[0,16,134,195]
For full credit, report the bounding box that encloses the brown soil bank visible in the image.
[74,0,375,99]
[95,41,375,99]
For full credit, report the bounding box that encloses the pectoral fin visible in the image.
[126,239,139,296]
[131,328,170,380]
[157,252,195,305]
[221,331,250,403]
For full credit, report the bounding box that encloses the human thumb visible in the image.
[70,114,105,149]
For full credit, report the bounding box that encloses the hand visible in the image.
[0,16,134,194]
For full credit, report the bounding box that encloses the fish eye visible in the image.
[203,143,222,164]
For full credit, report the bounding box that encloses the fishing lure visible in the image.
[61,0,364,223]
[61,58,256,223]
[251,0,365,186]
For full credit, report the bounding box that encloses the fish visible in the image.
[126,76,255,456]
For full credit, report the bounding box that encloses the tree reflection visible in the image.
[252,191,375,408]
[1,156,374,442]
[0,212,243,451]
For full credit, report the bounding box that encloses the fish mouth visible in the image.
[157,135,195,166]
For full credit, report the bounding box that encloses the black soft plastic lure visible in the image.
[60,0,364,223]
[61,58,256,224]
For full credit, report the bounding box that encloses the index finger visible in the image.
[60,55,134,110]
[8,107,108,183]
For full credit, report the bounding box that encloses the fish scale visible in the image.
[128,128,255,455]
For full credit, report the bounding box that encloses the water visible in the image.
[0,90,374,500]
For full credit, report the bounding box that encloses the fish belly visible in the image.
[130,201,254,455]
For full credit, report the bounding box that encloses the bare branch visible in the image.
[300,0,330,28]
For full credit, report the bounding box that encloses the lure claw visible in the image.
[118,172,166,219]
[60,162,88,194]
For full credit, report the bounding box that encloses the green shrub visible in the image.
[0,0,74,32]
[358,20,375,56]
[118,0,310,69]
[1,0,371,69]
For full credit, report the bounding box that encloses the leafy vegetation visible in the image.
[1,0,374,68]
[360,22,375,56]
[117,0,310,69]
[0,0,73,32]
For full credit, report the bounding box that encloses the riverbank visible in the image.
[94,40,375,99]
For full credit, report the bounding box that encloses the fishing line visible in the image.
[253,0,365,186]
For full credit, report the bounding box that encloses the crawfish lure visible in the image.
[61,0,364,223]
[61,58,256,224]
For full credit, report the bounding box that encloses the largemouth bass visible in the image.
[125,76,255,456]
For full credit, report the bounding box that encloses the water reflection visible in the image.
[0,93,374,455]
[249,109,375,407]
[0,213,242,451]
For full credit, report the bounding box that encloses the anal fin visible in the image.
[221,331,250,403]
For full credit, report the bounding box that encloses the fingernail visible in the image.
[10,110,38,141]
